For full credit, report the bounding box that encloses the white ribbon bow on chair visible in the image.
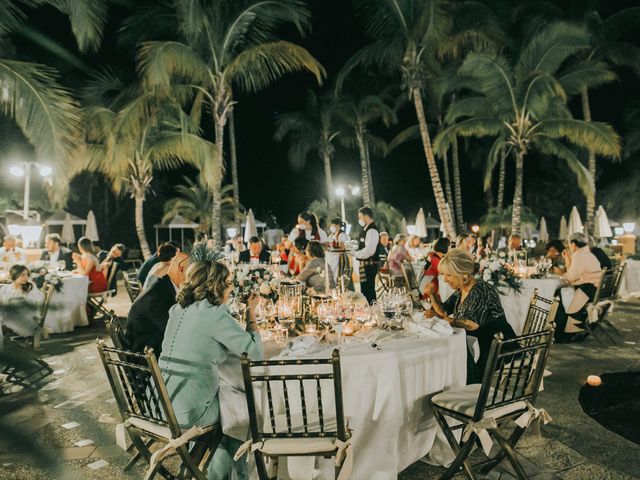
[461,418,497,456]
[140,424,211,475]
[514,402,553,429]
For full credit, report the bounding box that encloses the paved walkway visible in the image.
[1,287,639,479]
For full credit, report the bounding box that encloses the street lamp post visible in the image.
[10,161,52,220]
[334,184,361,224]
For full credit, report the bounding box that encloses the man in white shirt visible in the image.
[40,233,74,270]
[0,235,27,268]
[354,207,380,304]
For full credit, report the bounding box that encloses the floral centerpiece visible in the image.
[477,254,523,294]
[28,261,64,292]
[233,264,278,300]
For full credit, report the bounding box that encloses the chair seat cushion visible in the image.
[125,417,215,440]
[432,384,527,419]
[261,437,337,456]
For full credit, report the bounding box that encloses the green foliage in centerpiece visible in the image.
[477,254,523,294]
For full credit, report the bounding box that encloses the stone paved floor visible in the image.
[1,286,639,479]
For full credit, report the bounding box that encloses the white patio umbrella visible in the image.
[243,209,258,243]
[539,217,549,242]
[401,217,409,235]
[567,206,583,235]
[594,205,613,238]
[61,213,75,244]
[85,210,100,242]
[414,208,428,237]
[559,216,568,240]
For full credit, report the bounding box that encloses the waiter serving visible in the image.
[354,206,380,304]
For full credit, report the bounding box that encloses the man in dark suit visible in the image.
[125,252,189,355]
[40,233,74,270]
[239,236,270,264]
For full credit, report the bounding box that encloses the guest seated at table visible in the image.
[276,236,292,264]
[0,235,26,268]
[499,233,523,262]
[138,242,180,285]
[143,242,180,290]
[297,240,333,293]
[0,264,43,336]
[455,233,469,250]
[475,235,491,260]
[231,234,246,253]
[327,218,350,282]
[239,237,270,264]
[73,237,108,293]
[545,239,566,273]
[406,235,423,259]
[288,211,328,243]
[98,243,126,291]
[159,257,262,479]
[425,248,516,383]
[378,232,390,262]
[288,238,309,276]
[126,252,189,355]
[388,234,412,280]
[423,237,450,296]
[40,233,74,270]
[554,233,602,343]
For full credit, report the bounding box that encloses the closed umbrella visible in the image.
[539,217,549,242]
[567,206,583,235]
[414,208,427,237]
[594,205,613,238]
[559,216,568,240]
[85,210,99,242]
[61,213,75,245]
[243,209,258,243]
[401,217,409,235]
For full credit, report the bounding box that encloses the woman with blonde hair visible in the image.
[424,248,515,382]
[159,256,262,479]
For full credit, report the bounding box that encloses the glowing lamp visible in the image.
[226,228,237,238]
[335,186,345,196]
[39,166,52,177]
[350,186,360,195]
[10,166,25,177]
[407,225,417,235]
[8,222,43,248]
[614,227,624,236]
[586,375,602,387]
[623,222,636,233]
[471,224,480,234]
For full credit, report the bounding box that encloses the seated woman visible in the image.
[424,248,515,383]
[143,242,179,290]
[159,257,263,479]
[545,239,566,273]
[73,237,108,293]
[387,234,412,280]
[287,238,309,276]
[297,240,333,293]
[406,235,423,260]
[423,237,450,296]
[0,264,43,336]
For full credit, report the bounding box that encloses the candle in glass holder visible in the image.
[586,375,602,387]
[343,321,354,336]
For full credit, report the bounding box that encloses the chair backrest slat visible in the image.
[241,350,347,444]
[522,289,559,336]
[593,265,625,304]
[105,312,128,350]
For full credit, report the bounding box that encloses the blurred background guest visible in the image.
[388,234,412,281]
[378,232,391,262]
[137,241,180,285]
[73,237,108,294]
[545,239,566,273]
[239,237,270,264]
[40,233,74,270]
[326,218,350,283]
[0,235,26,268]
[297,240,332,293]
[288,238,309,276]
[0,264,43,337]
[423,237,450,296]
[288,211,328,243]
[98,243,126,291]
[143,242,180,290]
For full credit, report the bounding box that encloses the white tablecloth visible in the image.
[620,259,640,297]
[247,328,468,479]
[46,275,89,333]
[439,277,565,335]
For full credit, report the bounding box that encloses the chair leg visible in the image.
[432,408,478,480]
[125,438,155,471]
[494,427,529,480]
[480,425,526,474]
[254,451,274,480]
[175,444,208,480]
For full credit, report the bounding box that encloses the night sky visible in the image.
[1,0,639,247]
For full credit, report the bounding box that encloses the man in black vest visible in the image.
[125,252,190,355]
[354,207,380,304]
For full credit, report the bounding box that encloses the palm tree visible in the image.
[228,107,241,227]
[134,0,325,247]
[0,0,107,205]
[163,177,240,234]
[83,72,217,258]
[434,22,621,234]
[335,93,397,206]
[274,91,340,208]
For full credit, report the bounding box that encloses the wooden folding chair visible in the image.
[400,261,423,307]
[522,289,559,336]
[376,259,394,296]
[586,264,626,339]
[7,283,55,350]
[431,329,554,480]
[1,341,53,395]
[105,311,128,350]
[239,349,352,480]
[123,271,142,302]
[96,340,221,479]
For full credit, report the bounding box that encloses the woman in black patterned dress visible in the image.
[425,248,516,383]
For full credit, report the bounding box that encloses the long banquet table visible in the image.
[231,327,468,480]
[620,259,640,297]
[46,274,90,333]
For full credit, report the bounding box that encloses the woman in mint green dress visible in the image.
[160,259,262,479]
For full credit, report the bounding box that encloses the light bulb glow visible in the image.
[10,166,25,177]
[335,186,345,196]
[39,166,52,177]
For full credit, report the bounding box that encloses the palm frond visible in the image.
[138,41,211,89]
[534,137,594,196]
[536,119,621,159]
[46,0,108,53]
[0,0,26,35]
[557,60,617,96]
[458,52,516,117]
[225,41,325,93]
[444,96,494,125]
[433,118,503,157]
[386,124,420,155]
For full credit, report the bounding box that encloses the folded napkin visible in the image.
[287,335,317,352]
[406,318,453,337]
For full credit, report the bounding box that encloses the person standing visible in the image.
[354,207,380,304]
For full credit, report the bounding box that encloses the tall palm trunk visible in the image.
[322,149,335,211]
[511,151,524,235]
[451,137,464,232]
[412,88,456,239]
[228,109,241,228]
[442,150,454,214]
[134,189,151,259]
[364,140,375,205]
[211,120,225,249]
[497,147,506,210]
[356,127,372,206]
[581,87,596,233]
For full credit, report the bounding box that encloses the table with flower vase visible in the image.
[438,276,566,334]
[45,274,90,333]
[220,317,469,480]
[619,259,640,297]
